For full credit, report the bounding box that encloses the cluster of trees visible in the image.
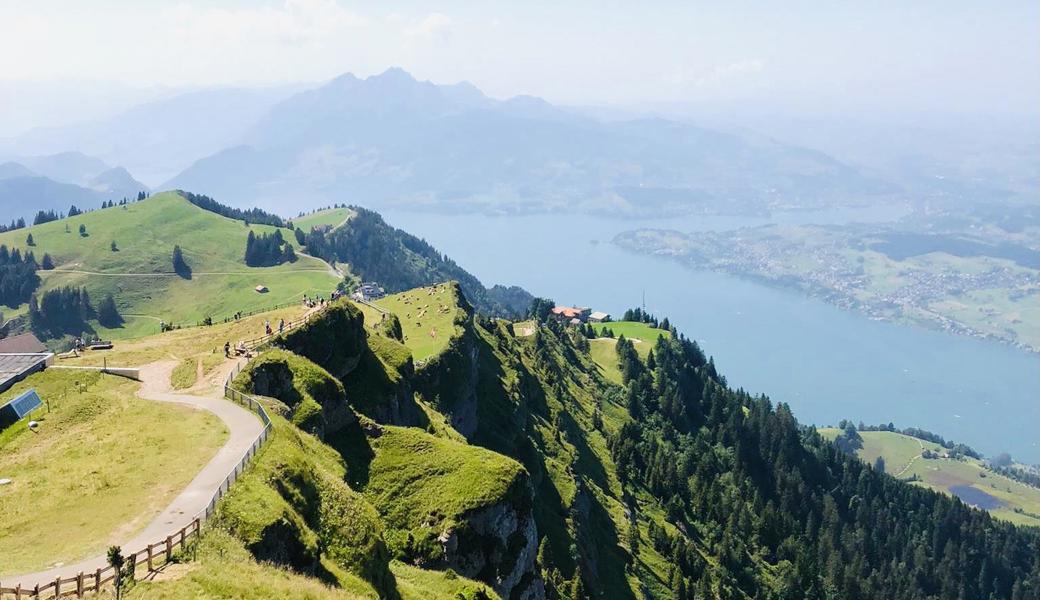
[0,218,26,233]
[597,318,1040,599]
[181,191,287,228]
[843,420,982,459]
[33,210,61,225]
[100,195,144,209]
[0,245,40,308]
[244,230,296,267]
[300,207,531,316]
[29,286,93,338]
[620,307,669,330]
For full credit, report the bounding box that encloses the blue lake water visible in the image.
[949,485,1005,509]
[381,207,1040,463]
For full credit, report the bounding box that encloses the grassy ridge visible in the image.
[0,192,339,341]
[373,284,462,362]
[293,208,354,232]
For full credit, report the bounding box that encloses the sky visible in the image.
[0,0,1038,131]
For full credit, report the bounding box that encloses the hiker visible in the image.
[279,318,285,333]
[264,320,272,335]
[224,341,231,357]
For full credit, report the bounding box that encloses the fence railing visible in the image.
[0,519,200,600]
[0,357,276,600]
[237,302,330,351]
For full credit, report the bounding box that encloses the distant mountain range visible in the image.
[1,69,905,218]
[162,68,893,216]
[3,86,304,185]
[0,152,148,222]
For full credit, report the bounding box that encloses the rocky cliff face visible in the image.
[438,477,544,600]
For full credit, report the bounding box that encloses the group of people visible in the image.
[263,318,286,336]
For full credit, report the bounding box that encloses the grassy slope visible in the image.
[293,208,355,232]
[373,284,460,362]
[820,429,1040,527]
[0,192,339,340]
[0,369,228,577]
[359,425,524,530]
[592,321,671,358]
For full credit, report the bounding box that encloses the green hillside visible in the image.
[0,191,340,342]
[820,428,1040,527]
[293,207,354,232]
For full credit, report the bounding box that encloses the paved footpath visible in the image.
[4,359,262,588]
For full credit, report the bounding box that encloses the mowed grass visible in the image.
[292,207,354,232]
[819,429,1040,527]
[373,284,461,362]
[592,321,671,358]
[0,369,228,577]
[0,192,339,341]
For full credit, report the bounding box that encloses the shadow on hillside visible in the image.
[327,421,375,489]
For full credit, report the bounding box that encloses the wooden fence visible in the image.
[0,357,276,599]
[0,519,200,599]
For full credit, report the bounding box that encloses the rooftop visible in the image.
[0,333,46,354]
[0,353,52,393]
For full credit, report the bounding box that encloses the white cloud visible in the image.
[404,13,453,41]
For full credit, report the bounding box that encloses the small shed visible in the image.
[589,311,610,323]
[255,285,269,293]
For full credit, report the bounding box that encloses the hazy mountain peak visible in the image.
[0,161,36,180]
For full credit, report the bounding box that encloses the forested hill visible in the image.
[301,206,532,316]
[222,288,1040,600]
[600,327,1040,599]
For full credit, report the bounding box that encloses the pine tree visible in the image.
[97,293,122,328]
[41,253,54,270]
[110,240,118,252]
[25,233,34,246]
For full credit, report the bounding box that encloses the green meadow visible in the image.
[592,321,671,358]
[0,369,228,577]
[0,192,340,341]
[292,207,354,232]
[372,284,462,362]
[819,429,1040,528]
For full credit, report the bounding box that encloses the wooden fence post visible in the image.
[15,583,21,600]
[166,536,173,562]
[54,576,61,597]
[94,569,100,593]
[147,543,154,571]
[77,572,84,598]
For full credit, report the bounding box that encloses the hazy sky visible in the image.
[1,0,1038,120]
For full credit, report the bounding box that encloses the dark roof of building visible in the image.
[0,333,46,354]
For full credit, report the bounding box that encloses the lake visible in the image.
[381,206,1040,463]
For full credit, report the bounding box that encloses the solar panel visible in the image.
[8,389,42,419]
[0,388,43,428]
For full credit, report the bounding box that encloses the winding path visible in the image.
[4,358,262,588]
[894,438,926,479]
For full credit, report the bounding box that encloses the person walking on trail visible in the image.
[278,318,285,333]
[264,319,272,335]
[224,341,231,358]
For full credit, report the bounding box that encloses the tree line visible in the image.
[180,191,288,228]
